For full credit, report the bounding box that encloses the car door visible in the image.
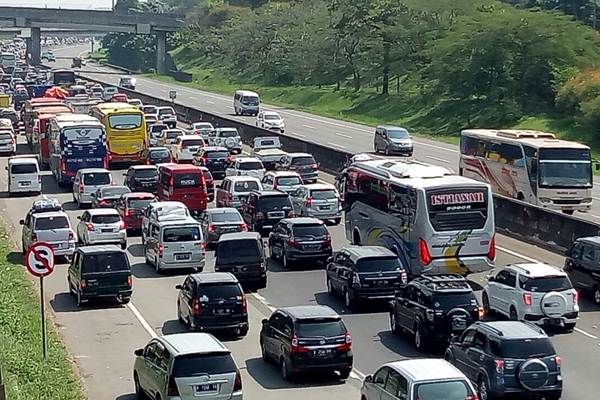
[396,285,417,330]
[198,211,209,238]
[72,173,80,200]
[366,367,389,400]
[268,222,283,257]
[77,211,88,241]
[381,369,408,400]
[264,312,284,357]
[565,242,584,289]
[146,223,159,260]
[138,341,158,392]
[500,270,518,314]
[575,243,598,290]
[488,270,510,314]
[329,252,348,292]
[464,330,488,381]
[452,328,476,379]
[68,252,80,290]
[178,277,194,322]
[326,252,343,290]
[152,343,171,396]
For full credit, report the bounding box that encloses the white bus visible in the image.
[341,159,495,277]
[459,129,592,214]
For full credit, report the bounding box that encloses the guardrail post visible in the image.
[0,366,6,400]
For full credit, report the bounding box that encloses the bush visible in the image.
[556,69,600,114]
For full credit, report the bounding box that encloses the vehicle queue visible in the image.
[1,56,596,400]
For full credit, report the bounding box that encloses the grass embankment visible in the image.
[87,48,108,62]
[0,229,84,400]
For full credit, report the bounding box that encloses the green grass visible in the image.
[87,48,107,62]
[0,228,84,400]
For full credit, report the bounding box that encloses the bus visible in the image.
[47,69,76,87]
[89,102,147,164]
[459,129,592,214]
[0,52,16,73]
[48,114,108,184]
[341,158,495,277]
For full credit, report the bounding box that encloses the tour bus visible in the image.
[89,102,147,164]
[341,158,495,277]
[459,129,593,214]
[48,114,108,184]
[0,52,16,73]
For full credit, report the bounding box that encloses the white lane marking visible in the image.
[328,142,346,149]
[302,124,317,129]
[127,303,158,339]
[350,369,366,380]
[289,132,307,138]
[207,100,215,105]
[593,197,600,201]
[336,133,352,139]
[591,214,600,219]
[575,328,599,340]
[227,106,234,109]
[189,96,198,100]
[425,155,451,164]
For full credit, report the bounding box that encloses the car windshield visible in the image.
[182,139,204,148]
[217,239,261,261]
[194,123,213,129]
[387,128,410,139]
[414,380,473,400]
[91,214,121,224]
[198,283,242,299]
[292,156,316,166]
[101,187,130,198]
[207,151,229,159]
[242,96,259,106]
[82,252,129,273]
[134,169,157,178]
[127,198,154,209]
[239,161,263,170]
[257,196,291,210]
[150,125,166,133]
[35,216,69,230]
[211,212,242,223]
[219,130,238,138]
[172,353,236,378]
[292,224,327,238]
[108,114,142,129]
[83,173,111,185]
[143,106,157,114]
[519,276,572,292]
[174,173,203,188]
[149,149,170,159]
[158,108,175,116]
[257,139,277,147]
[295,319,345,337]
[264,114,280,120]
[234,180,260,192]
[311,189,337,200]
[431,292,477,309]
[163,226,201,242]
[276,176,302,186]
[491,338,556,359]
[157,207,188,218]
[355,257,402,273]
[11,163,37,174]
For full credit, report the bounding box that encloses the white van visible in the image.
[6,156,42,195]
[233,90,260,116]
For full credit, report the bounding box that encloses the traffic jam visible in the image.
[2,49,598,400]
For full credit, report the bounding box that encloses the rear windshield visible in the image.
[276,176,302,186]
[82,252,130,273]
[172,353,236,378]
[35,216,69,230]
[291,156,316,166]
[174,173,203,189]
[519,276,572,292]
[355,257,402,273]
[292,224,327,238]
[206,151,229,159]
[83,173,110,185]
[239,161,263,170]
[167,131,183,139]
[101,187,130,198]
[295,319,345,337]
[134,169,158,178]
[149,149,170,158]
[414,380,473,400]
[257,139,277,147]
[197,283,242,299]
[217,239,261,261]
[311,189,337,200]
[257,196,291,210]
[11,164,37,174]
[431,292,477,309]
[182,139,204,147]
[149,125,166,133]
[234,180,260,192]
[211,212,242,223]
[159,108,175,116]
[91,214,121,224]
[108,114,142,130]
[0,133,12,140]
[163,226,201,242]
[127,198,154,209]
[219,130,238,138]
[491,338,555,359]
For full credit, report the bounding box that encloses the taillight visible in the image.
[523,292,532,306]
[99,200,109,206]
[242,294,248,313]
[555,355,561,369]
[208,224,216,232]
[127,275,132,286]
[233,370,242,392]
[158,244,164,257]
[80,279,87,289]
[488,235,496,261]
[167,375,179,396]
[60,159,67,172]
[69,230,74,240]
[78,182,84,192]
[291,335,309,353]
[477,306,484,319]
[306,197,312,206]
[337,332,353,352]
[31,233,37,242]
[287,210,295,218]
[192,298,202,316]
[495,359,505,374]
[288,237,302,249]
[118,221,125,230]
[466,395,479,400]
[419,238,432,265]
[240,223,248,231]
[256,212,265,220]
[86,223,94,231]
[324,235,332,246]
[573,290,579,305]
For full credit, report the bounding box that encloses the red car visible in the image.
[117,192,156,231]
[111,93,129,103]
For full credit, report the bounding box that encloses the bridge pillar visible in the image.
[26,38,32,62]
[31,27,41,65]
[156,31,166,75]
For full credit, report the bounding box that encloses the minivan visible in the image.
[233,90,260,116]
[215,232,267,289]
[373,125,414,156]
[565,236,600,305]
[157,164,209,215]
[216,176,263,209]
[6,156,41,195]
[73,168,113,207]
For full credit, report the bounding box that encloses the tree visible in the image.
[114,0,140,12]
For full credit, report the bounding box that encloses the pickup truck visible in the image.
[251,136,287,170]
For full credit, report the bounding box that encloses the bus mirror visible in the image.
[596,163,600,171]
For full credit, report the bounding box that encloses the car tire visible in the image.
[334,217,342,225]
[482,292,491,316]
[564,322,576,331]
[76,290,83,308]
[327,277,334,296]
[134,373,147,399]
[414,323,426,351]
[374,143,379,153]
[594,286,600,305]
[390,312,401,335]
[177,303,185,324]
[509,306,519,321]
[261,341,269,362]
[121,242,127,251]
[477,375,491,400]
[385,146,390,156]
[120,296,131,304]
[544,390,562,400]
[280,357,293,381]
[344,289,354,309]
[283,251,291,269]
[338,369,351,380]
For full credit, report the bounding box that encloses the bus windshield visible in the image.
[538,148,592,188]
[108,114,142,130]
[62,127,104,143]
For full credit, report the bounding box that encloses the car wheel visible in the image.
[327,278,334,295]
[134,373,147,399]
[120,296,131,304]
[444,350,454,364]
[477,375,490,400]
[338,369,351,380]
[509,306,519,321]
[564,322,576,331]
[155,260,162,274]
[374,143,379,153]
[390,312,401,334]
[594,286,600,305]
[283,251,290,269]
[385,146,390,156]
[76,290,83,307]
[482,292,491,316]
[260,341,270,362]
[280,357,293,381]
[414,323,426,351]
[544,390,562,400]
[269,245,277,260]
[121,242,127,250]
[177,303,184,324]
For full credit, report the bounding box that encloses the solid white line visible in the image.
[127,303,157,339]
[335,133,352,139]
[575,328,599,340]
[189,96,198,100]
[591,214,600,219]
[351,369,366,380]
[328,142,346,149]
[302,124,317,129]
[425,155,451,164]
[289,132,307,138]
[227,106,234,109]
[207,100,215,105]
[593,196,600,201]
[496,246,541,264]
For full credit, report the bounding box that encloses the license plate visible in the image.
[195,384,218,393]
[305,245,321,251]
[101,228,113,233]
[19,182,31,186]
[319,205,330,210]
[175,253,191,261]
[314,348,333,357]
[214,308,231,315]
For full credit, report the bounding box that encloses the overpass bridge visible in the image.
[0,6,182,73]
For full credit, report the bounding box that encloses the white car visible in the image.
[191,122,214,141]
[256,111,285,132]
[261,171,302,194]
[76,209,127,249]
[482,263,579,330]
[141,201,190,242]
[225,157,266,180]
[172,134,205,163]
[6,156,41,195]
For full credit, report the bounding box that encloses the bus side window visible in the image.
[389,184,415,222]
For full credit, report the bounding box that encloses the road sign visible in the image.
[25,242,55,278]
[169,90,177,100]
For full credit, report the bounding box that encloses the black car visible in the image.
[175,272,248,336]
[445,321,562,400]
[389,274,481,350]
[124,165,159,193]
[199,207,247,247]
[564,236,600,305]
[193,146,231,179]
[241,190,294,233]
[276,153,319,183]
[92,185,131,208]
[214,232,267,289]
[260,305,353,381]
[142,146,171,165]
[268,217,332,268]
[67,245,132,307]
[327,246,407,309]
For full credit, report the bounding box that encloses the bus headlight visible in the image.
[584,198,593,203]
[539,197,551,203]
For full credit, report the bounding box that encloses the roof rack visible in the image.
[478,323,505,337]
[414,274,471,291]
[30,196,63,214]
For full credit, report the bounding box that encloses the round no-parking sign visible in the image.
[25,242,56,278]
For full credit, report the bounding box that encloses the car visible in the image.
[389,273,480,350]
[199,167,215,202]
[133,333,242,400]
[128,98,143,108]
[176,272,249,336]
[445,321,562,400]
[102,86,118,101]
[158,128,185,147]
[192,146,231,179]
[290,183,342,224]
[259,305,353,381]
[482,263,578,330]
[73,168,113,207]
[117,192,156,232]
[261,171,302,194]
[256,111,285,132]
[20,210,76,256]
[0,128,16,155]
[118,76,136,90]
[67,245,132,307]
[124,165,158,193]
[241,190,295,233]
[172,134,206,163]
[141,104,157,115]
[144,113,158,126]
[157,106,177,128]
[200,207,247,247]
[141,146,172,165]
[191,121,214,141]
[374,125,414,156]
[91,185,131,209]
[214,232,267,288]
[141,201,191,242]
[268,218,332,268]
[147,123,169,146]
[89,86,103,99]
[225,157,266,180]
[564,236,600,305]
[215,176,263,209]
[76,209,127,249]
[251,136,286,170]
[276,152,319,183]
[6,156,40,195]
[208,127,242,154]
[361,359,477,400]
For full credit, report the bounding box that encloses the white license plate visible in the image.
[214,308,231,315]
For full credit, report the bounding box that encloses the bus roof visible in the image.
[93,102,141,112]
[35,105,72,114]
[461,129,590,150]
[53,114,103,127]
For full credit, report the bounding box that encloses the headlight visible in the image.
[584,198,593,203]
[539,197,551,203]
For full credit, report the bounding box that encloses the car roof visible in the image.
[130,165,157,170]
[252,190,288,197]
[341,245,397,261]
[77,244,124,254]
[206,207,240,214]
[301,183,336,190]
[203,146,229,151]
[236,157,262,163]
[386,359,465,382]
[158,216,199,227]
[191,272,239,284]
[151,201,186,209]
[236,90,258,96]
[159,333,228,356]
[477,321,547,339]
[122,192,155,199]
[287,152,313,158]
[100,185,128,191]
[280,217,323,226]
[505,263,566,278]
[263,111,280,116]
[279,305,339,320]
[218,231,261,242]
[148,146,170,152]
[267,171,300,177]
[78,168,110,174]
[226,176,261,182]
[576,236,600,246]
[8,157,37,165]
[377,125,409,131]
[87,208,120,215]
[178,135,203,140]
[32,211,68,219]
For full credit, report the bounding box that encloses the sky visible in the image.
[0,0,114,9]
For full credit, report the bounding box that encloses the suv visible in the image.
[327,246,408,309]
[261,171,303,194]
[564,236,600,305]
[124,165,159,193]
[157,106,177,128]
[215,176,263,210]
[193,146,231,179]
[133,333,242,400]
[20,210,76,257]
[199,207,247,247]
[209,128,242,154]
[445,321,562,400]
[241,190,294,233]
[361,359,477,400]
[176,272,249,336]
[215,232,267,289]
[290,183,342,224]
[73,168,113,207]
[276,153,319,183]
[373,125,413,156]
[268,218,332,268]
[259,305,353,381]
[482,263,578,330]
[389,274,481,350]
[225,157,266,180]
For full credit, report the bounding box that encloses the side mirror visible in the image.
[326,256,333,264]
[122,173,127,176]
[364,374,373,383]
[19,219,24,225]
[134,348,144,357]
[76,216,81,220]
[175,284,182,290]
[261,318,268,325]
[486,275,495,282]
[450,334,459,344]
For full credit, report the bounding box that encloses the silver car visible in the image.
[20,211,76,256]
[76,209,127,249]
[141,201,190,242]
[290,183,342,224]
[133,333,242,400]
[73,168,113,207]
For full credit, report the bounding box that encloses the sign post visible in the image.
[25,242,56,359]
[169,90,177,106]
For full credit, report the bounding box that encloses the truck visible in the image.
[251,136,287,170]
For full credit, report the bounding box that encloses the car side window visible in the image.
[494,270,509,285]
[373,367,389,387]
[269,313,284,331]
[570,242,582,259]
[385,370,408,400]
[144,342,157,362]
[334,252,347,265]
[282,317,293,338]
[473,331,487,350]
[504,270,517,287]
[461,329,476,345]
[582,244,596,262]
[154,343,170,371]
